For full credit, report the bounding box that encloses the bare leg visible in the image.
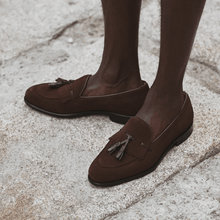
[83,0,143,96]
[137,0,206,140]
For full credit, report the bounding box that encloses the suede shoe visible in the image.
[88,92,193,186]
[24,75,149,124]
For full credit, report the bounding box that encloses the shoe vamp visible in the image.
[36,83,62,99]
[98,146,138,168]
[92,148,152,184]
[98,117,152,168]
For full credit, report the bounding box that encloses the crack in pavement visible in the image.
[190,58,220,75]
[51,20,79,40]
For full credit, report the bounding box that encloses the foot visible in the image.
[88,92,193,187]
[137,85,185,140]
[24,75,149,124]
[82,73,143,96]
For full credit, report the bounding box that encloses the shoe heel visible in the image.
[175,124,193,146]
[109,113,131,125]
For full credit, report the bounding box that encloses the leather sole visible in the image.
[88,123,193,187]
[24,98,131,125]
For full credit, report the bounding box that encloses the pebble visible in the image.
[67,37,74,44]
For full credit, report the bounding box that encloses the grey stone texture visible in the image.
[0,0,220,219]
[0,0,101,61]
[107,153,220,220]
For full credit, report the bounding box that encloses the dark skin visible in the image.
[83,0,143,96]
[84,0,206,139]
[138,0,206,139]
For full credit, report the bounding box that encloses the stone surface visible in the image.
[1,39,220,219]
[0,0,220,219]
[0,0,101,61]
[107,153,220,220]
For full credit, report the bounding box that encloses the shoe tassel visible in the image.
[107,133,133,161]
[48,78,74,88]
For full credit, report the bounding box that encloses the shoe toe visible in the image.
[88,117,153,186]
[25,85,41,106]
[89,159,109,184]
[88,145,138,185]
[25,83,60,112]
[89,155,141,186]
[89,158,122,184]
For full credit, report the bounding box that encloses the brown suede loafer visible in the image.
[24,75,149,124]
[88,92,193,186]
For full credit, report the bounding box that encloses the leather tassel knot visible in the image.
[107,133,133,160]
[48,78,74,88]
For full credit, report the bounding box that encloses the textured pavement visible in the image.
[0,0,220,219]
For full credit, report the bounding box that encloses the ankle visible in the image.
[83,73,143,96]
[150,81,184,101]
[94,70,142,87]
[97,52,141,84]
[137,87,185,140]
